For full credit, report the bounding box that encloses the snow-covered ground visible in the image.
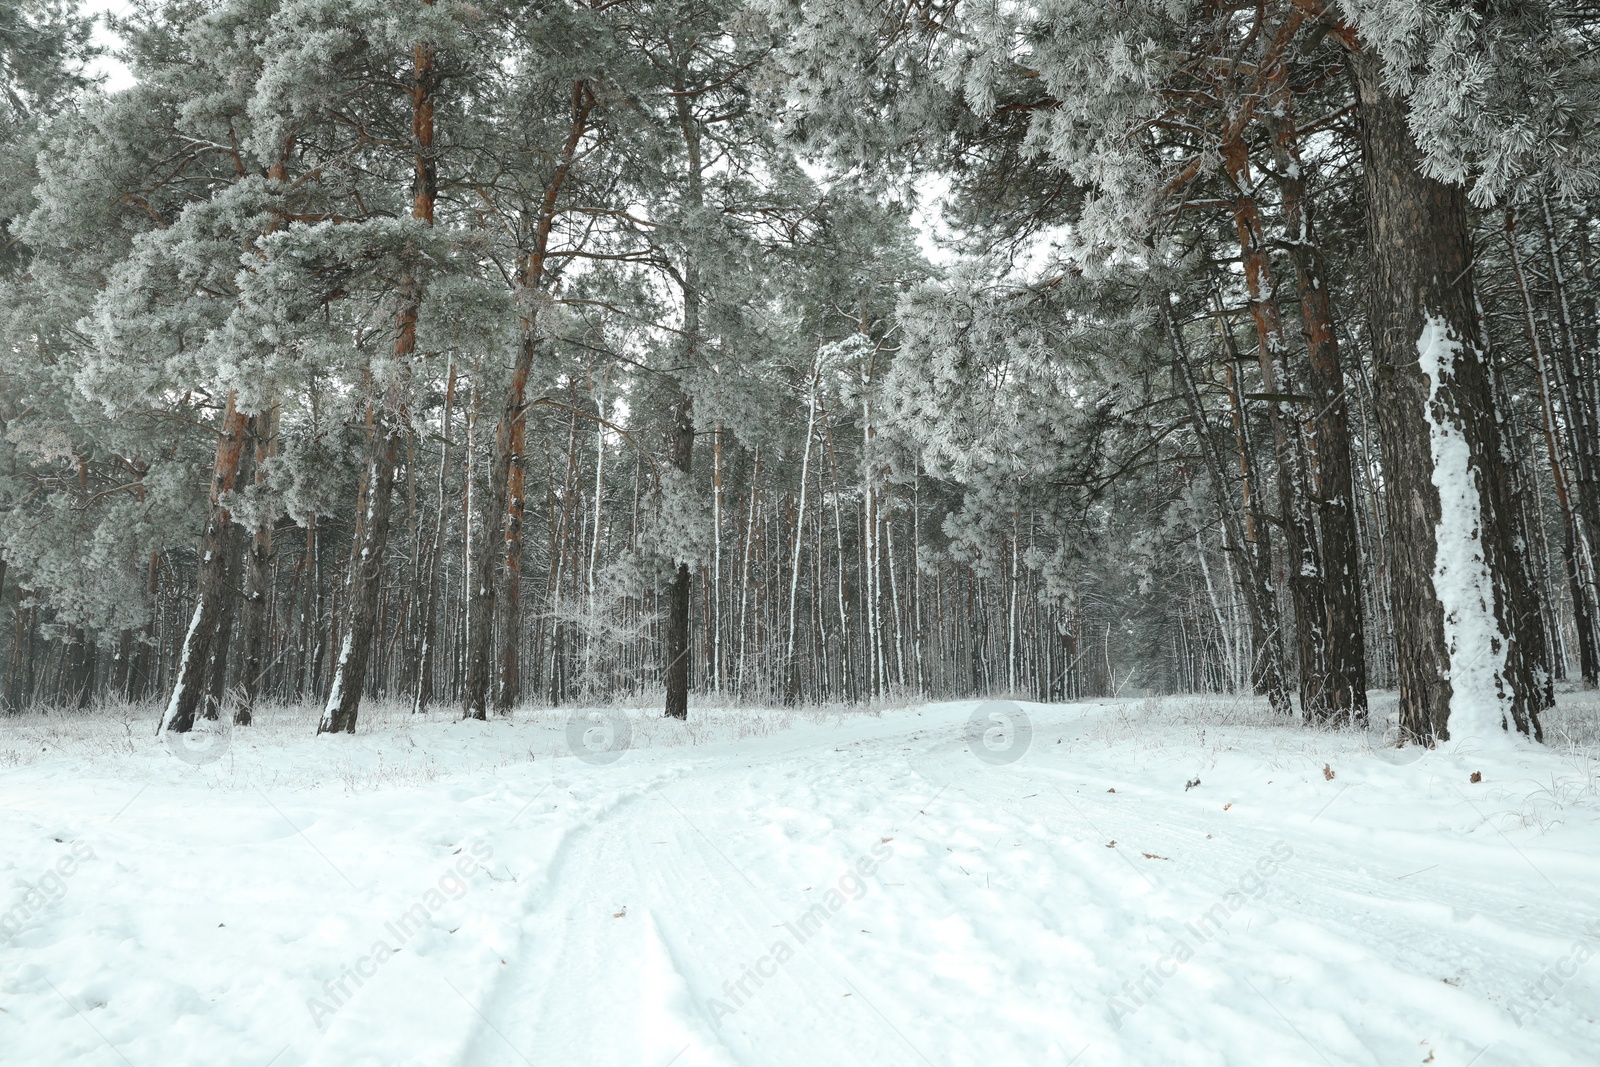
[3,692,1599,1066]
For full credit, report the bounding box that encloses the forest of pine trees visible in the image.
[1,0,1597,747]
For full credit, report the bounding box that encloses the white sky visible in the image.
[83,0,136,92]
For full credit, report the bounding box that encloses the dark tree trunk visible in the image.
[127,553,161,702]
[162,395,252,734]
[236,523,271,724]
[1536,194,1600,686]
[204,446,255,722]
[1505,207,1600,688]
[1222,134,1331,720]
[1,594,18,713]
[1166,300,1293,714]
[464,341,526,721]
[204,575,236,719]
[664,388,694,720]
[1353,52,1550,743]
[413,365,455,713]
[463,80,592,720]
[296,515,321,701]
[319,428,401,733]
[113,628,132,701]
[1265,92,1369,722]
[662,57,705,721]
[320,10,437,733]
[236,411,276,724]
[495,409,526,712]
[64,626,96,709]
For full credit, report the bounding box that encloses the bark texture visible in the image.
[495,408,526,712]
[236,410,276,724]
[1265,83,1368,722]
[319,428,401,733]
[1353,52,1550,743]
[1221,133,1331,720]
[320,6,437,732]
[462,80,592,720]
[663,388,695,720]
[161,395,252,733]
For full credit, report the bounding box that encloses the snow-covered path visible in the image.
[3,697,1598,1066]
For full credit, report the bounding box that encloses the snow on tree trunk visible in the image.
[1416,317,1514,740]
[319,430,401,735]
[1353,50,1549,744]
[161,397,252,735]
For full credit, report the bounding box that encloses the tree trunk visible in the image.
[783,358,821,703]
[161,394,252,734]
[1352,51,1550,743]
[128,552,162,702]
[664,386,694,720]
[204,569,236,719]
[1505,207,1600,689]
[1221,132,1330,719]
[661,59,706,720]
[495,405,526,712]
[63,626,96,709]
[236,410,276,724]
[412,363,455,713]
[463,80,592,719]
[1166,300,1293,713]
[1265,91,1369,722]
[320,428,401,733]
[1537,193,1600,685]
[321,8,437,732]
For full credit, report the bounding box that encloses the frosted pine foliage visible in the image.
[1339,0,1600,203]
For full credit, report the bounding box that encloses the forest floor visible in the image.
[3,691,1599,1067]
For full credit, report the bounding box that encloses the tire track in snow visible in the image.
[470,735,965,1066]
[897,710,1599,1067]
[422,767,689,1067]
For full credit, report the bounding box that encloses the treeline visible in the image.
[2,417,1112,714]
[0,1,1596,747]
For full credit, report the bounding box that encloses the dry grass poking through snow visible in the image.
[1078,687,1600,835]
[0,693,891,788]
[2,687,1596,805]
[1086,687,1600,758]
